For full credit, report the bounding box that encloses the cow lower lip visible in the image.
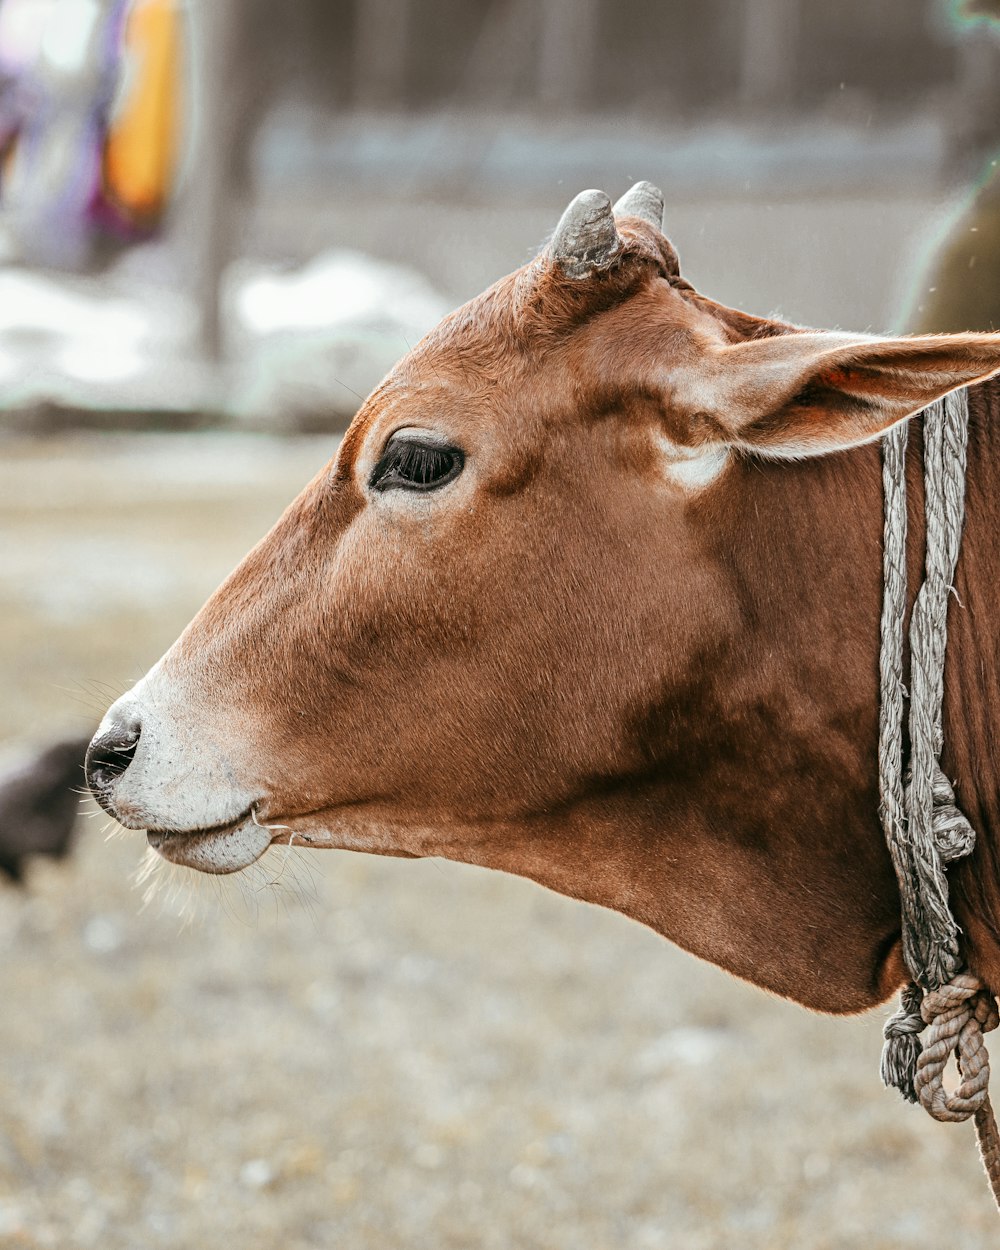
[146,811,273,875]
[146,813,250,843]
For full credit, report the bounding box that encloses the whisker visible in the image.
[333,377,365,403]
[247,808,326,922]
[127,809,329,933]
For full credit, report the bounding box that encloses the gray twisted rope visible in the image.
[877,387,1000,1211]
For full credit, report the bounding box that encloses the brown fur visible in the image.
[157,216,1000,1014]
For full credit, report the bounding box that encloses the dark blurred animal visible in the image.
[87,183,1000,1016]
[0,738,89,881]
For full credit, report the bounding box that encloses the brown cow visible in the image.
[88,183,1000,1018]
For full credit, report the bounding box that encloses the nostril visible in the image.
[86,725,140,795]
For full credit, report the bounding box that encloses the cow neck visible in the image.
[474,443,903,1015]
[445,397,1000,1017]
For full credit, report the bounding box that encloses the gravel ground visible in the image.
[1,432,997,1249]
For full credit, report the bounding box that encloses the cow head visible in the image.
[88,184,1000,1009]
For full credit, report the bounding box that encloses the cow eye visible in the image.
[369,435,464,492]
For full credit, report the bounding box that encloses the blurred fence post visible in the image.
[460,0,538,107]
[353,0,414,108]
[537,0,599,113]
[740,0,799,110]
[183,0,240,366]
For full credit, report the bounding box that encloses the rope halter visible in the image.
[878,386,1000,1210]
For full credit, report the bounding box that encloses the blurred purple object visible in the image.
[0,0,138,268]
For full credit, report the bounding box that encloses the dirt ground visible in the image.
[0,429,997,1250]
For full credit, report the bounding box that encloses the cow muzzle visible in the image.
[87,677,272,874]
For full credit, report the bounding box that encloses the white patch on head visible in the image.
[654,433,729,491]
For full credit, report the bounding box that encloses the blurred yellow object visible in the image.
[103,0,182,227]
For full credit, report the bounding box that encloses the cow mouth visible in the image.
[146,810,273,875]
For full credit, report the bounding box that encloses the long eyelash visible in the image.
[371,440,462,490]
[388,443,449,484]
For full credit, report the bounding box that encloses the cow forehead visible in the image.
[412,231,689,356]
[401,258,707,389]
[336,237,737,477]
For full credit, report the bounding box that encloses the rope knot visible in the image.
[900,764,976,865]
[929,765,977,863]
[881,981,925,1103]
[915,972,999,1123]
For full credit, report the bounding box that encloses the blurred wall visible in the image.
[241,0,965,119]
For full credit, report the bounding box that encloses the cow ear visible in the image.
[689,331,1000,457]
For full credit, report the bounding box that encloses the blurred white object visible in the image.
[234,248,446,336]
[0,259,203,413]
[0,246,449,426]
[226,248,450,428]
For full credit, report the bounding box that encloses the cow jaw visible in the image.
[151,807,433,872]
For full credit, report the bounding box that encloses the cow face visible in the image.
[86,185,1000,1007]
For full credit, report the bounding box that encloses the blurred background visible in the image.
[4,1,1000,1247]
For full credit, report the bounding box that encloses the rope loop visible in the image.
[915,973,999,1123]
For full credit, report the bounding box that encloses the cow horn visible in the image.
[613,181,664,229]
[548,189,620,277]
